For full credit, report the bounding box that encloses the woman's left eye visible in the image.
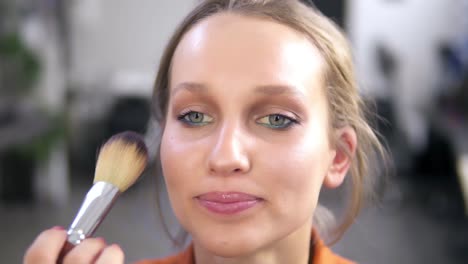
[256,114,297,129]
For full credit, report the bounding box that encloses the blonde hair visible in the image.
[153,0,387,245]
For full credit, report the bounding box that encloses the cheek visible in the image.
[160,130,182,185]
[160,124,203,183]
[264,127,331,215]
[159,126,199,218]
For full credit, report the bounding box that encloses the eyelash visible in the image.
[256,114,299,130]
[177,110,212,126]
[176,110,299,130]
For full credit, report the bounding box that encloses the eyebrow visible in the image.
[171,82,206,96]
[172,82,305,98]
[254,84,305,97]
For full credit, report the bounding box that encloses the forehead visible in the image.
[170,13,325,96]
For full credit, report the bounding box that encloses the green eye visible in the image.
[178,111,213,126]
[188,112,203,123]
[257,114,296,129]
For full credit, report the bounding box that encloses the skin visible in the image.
[23,227,124,263]
[160,13,356,264]
[23,12,356,264]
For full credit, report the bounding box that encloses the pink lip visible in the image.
[196,192,263,215]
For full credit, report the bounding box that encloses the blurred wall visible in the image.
[68,0,196,93]
[347,0,464,151]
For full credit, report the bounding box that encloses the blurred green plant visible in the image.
[15,113,67,162]
[0,33,40,95]
[0,32,65,162]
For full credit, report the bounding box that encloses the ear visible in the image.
[323,126,357,189]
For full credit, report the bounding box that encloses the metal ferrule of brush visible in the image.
[66,181,120,245]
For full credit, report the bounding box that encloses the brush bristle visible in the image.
[94,131,148,192]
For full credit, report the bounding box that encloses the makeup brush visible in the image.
[59,131,148,260]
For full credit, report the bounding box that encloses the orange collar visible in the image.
[309,229,354,264]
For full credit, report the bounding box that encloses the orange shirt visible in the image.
[134,231,354,264]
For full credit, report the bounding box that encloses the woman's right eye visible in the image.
[177,111,213,126]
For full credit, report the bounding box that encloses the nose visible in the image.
[207,124,251,176]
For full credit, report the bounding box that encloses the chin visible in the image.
[193,228,267,258]
[200,237,261,258]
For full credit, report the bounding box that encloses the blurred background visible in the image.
[0,0,467,263]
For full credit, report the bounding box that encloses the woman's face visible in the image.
[160,13,340,257]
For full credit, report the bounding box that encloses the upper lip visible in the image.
[196,192,262,203]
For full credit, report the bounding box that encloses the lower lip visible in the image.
[197,199,262,215]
